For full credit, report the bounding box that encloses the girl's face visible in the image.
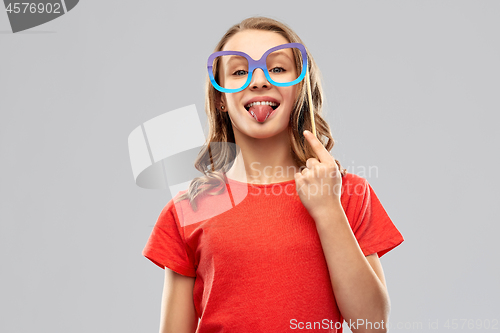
[220,29,298,139]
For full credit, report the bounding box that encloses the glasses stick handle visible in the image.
[305,66,316,137]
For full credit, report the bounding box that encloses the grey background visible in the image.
[1,1,498,332]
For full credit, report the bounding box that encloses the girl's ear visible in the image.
[215,92,227,112]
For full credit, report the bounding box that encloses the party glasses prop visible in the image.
[207,43,308,94]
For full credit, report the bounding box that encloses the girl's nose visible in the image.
[249,68,271,90]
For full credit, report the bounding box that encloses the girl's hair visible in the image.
[175,16,347,210]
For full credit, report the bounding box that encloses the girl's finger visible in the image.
[306,158,320,169]
[303,130,333,163]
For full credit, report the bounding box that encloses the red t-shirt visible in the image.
[142,172,404,332]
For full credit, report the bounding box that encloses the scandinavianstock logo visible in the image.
[3,0,79,33]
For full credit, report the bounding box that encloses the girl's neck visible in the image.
[225,129,300,184]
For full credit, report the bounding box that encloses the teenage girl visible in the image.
[143,16,404,333]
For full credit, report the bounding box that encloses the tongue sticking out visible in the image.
[248,104,274,122]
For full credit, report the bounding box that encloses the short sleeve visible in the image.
[350,178,404,258]
[142,199,197,277]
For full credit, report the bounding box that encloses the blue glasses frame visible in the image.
[207,42,308,93]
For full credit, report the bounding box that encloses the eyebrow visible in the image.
[223,55,247,67]
[266,49,295,62]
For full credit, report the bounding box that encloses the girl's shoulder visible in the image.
[342,172,369,187]
[341,172,370,199]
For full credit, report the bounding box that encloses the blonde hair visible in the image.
[175,16,346,210]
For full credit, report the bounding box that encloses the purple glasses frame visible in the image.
[207,42,308,93]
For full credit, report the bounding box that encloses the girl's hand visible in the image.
[295,130,343,219]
